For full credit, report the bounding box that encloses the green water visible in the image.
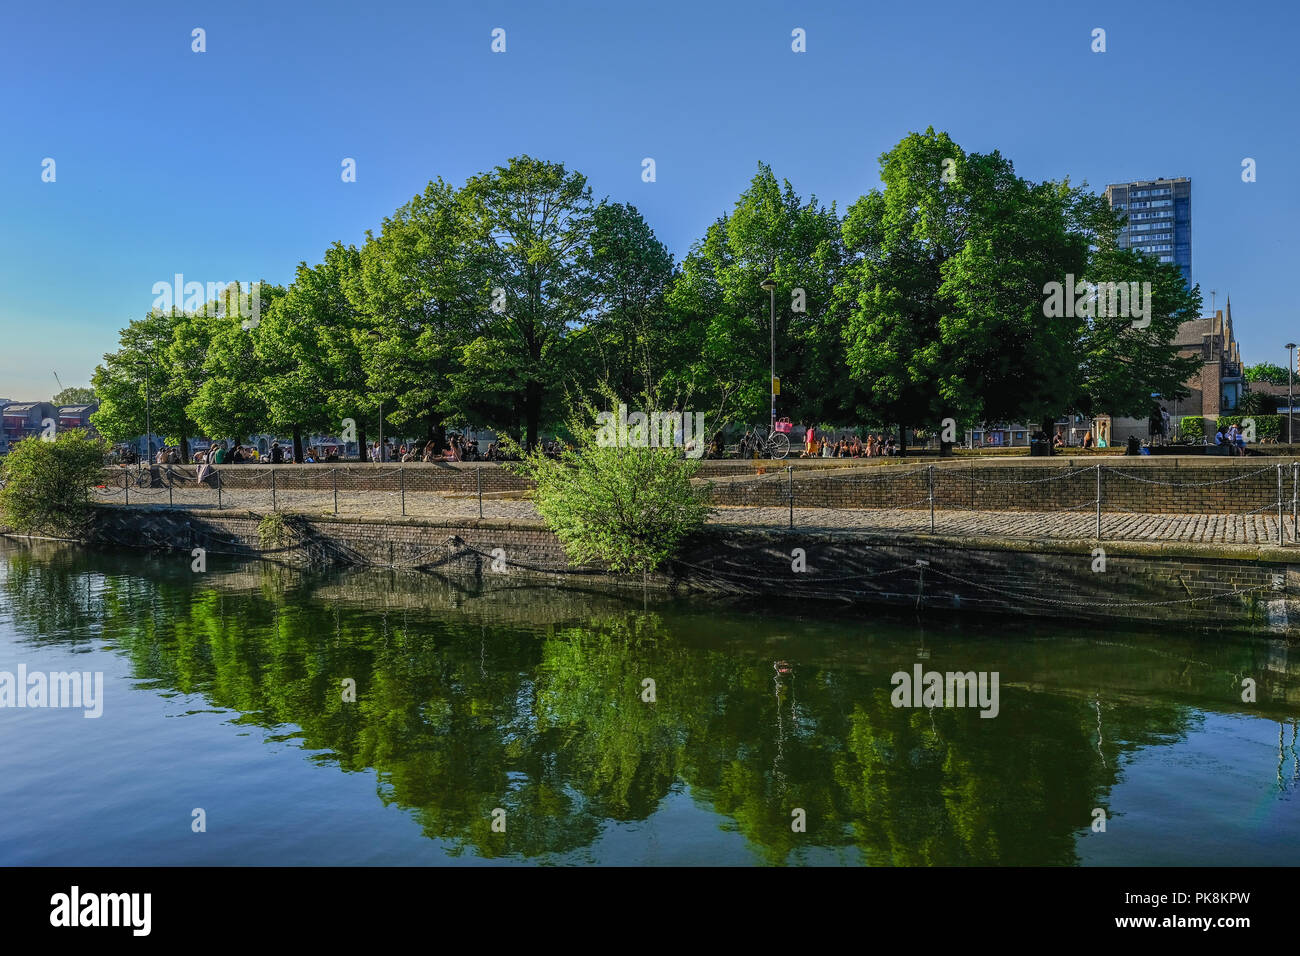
[0,538,1296,866]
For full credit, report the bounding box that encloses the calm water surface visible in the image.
[1,539,1296,866]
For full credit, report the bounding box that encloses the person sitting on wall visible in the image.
[1228,423,1247,456]
[1082,429,1094,449]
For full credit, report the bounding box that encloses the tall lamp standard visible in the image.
[137,341,158,462]
[1287,343,1297,445]
[759,277,776,434]
[368,331,385,462]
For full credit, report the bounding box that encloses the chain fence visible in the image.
[89,460,1300,547]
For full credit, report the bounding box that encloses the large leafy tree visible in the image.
[288,243,377,458]
[579,201,679,403]
[91,308,203,460]
[840,130,967,445]
[355,179,482,450]
[1245,362,1289,387]
[1076,247,1200,419]
[668,164,850,432]
[51,386,96,405]
[187,283,285,448]
[255,283,337,461]
[450,156,598,448]
[841,129,1199,447]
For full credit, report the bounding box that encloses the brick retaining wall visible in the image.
[72,506,1300,636]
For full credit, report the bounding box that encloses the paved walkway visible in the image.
[94,483,1296,546]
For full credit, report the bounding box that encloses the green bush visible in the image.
[0,430,107,536]
[507,396,711,574]
[1179,416,1204,438]
[1217,415,1281,441]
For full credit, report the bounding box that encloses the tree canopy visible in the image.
[87,140,1208,454]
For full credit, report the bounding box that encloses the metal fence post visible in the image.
[1096,464,1102,541]
[928,464,936,533]
[401,465,406,516]
[123,469,128,506]
[1292,461,1297,543]
[333,467,338,515]
[168,467,173,508]
[271,469,277,511]
[217,469,222,509]
[787,464,794,530]
[477,466,483,519]
[1278,464,1284,546]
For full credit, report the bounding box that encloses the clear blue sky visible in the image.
[2,0,1297,399]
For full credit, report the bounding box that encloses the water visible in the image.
[1,538,1296,866]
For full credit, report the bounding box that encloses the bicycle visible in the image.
[738,425,790,460]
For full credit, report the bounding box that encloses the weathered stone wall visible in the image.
[77,506,1300,636]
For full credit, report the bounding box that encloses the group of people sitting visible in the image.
[372,435,505,463]
[1214,423,1249,456]
[802,428,896,458]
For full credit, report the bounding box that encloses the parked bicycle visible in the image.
[737,425,790,460]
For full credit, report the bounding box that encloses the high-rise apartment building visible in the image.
[1105,177,1191,288]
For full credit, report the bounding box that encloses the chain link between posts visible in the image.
[93,459,1300,547]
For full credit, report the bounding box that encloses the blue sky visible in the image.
[2,0,1297,399]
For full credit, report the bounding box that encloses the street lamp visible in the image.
[1287,343,1297,445]
[136,341,158,462]
[760,277,776,434]
[369,331,385,463]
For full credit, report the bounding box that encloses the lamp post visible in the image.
[1288,343,1297,445]
[760,277,776,434]
[369,331,385,463]
[137,341,158,462]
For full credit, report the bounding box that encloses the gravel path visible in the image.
[93,483,1295,545]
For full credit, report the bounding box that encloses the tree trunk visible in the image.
[428,415,446,455]
[897,423,908,458]
[358,426,368,462]
[179,435,191,464]
[1040,416,1056,456]
[525,381,542,451]
[292,424,304,464]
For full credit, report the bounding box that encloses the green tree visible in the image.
[1076,248,1200,420]
[51,386,95,406]
[0,430,106,536]
[580,201,680,403]
[188,283,285,447]
[255,285,334,461]
[279,245,376,459]
[840,129,1200,448]
[1245,362,1289,386]
[451,156,598,448]
[355,179,482,450]
[668,164,849,432]
[91,309,201,461]
[1236,390,1279,415]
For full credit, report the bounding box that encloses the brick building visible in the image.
[1108,300,1243,444]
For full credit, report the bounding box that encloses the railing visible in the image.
[88,460,1300,548]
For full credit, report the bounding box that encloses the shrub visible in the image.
[1179,416,1204,439]
[507,396,711,574]
[0,430,107,536]
[1217,415,1281,442]
[257,512,290,549]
